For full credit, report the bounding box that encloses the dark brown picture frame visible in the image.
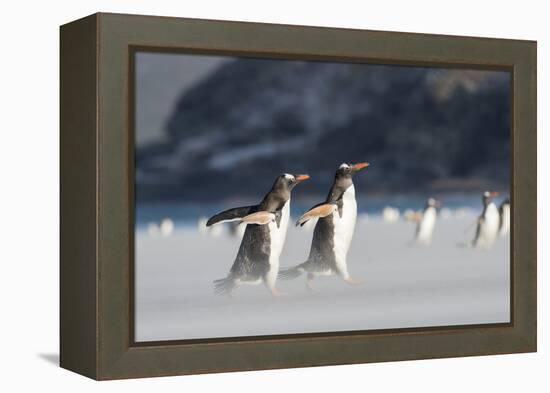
[60,12,537,380]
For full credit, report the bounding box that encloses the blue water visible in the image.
[136,193,509,229]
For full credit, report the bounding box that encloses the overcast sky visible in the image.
[135,52,228,146]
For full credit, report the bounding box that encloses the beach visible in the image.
[135,215,510,342]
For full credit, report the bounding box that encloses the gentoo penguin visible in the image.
[498,198,510,237]
[207,173,309,296]
[472,191,500,249]
[414,198,440,245]
[279,162,369,289]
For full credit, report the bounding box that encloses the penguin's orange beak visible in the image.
[294,174,310,182]
[351,162,370,171]
[490,191,499,197]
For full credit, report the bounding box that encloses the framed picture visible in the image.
[60,13,536,380]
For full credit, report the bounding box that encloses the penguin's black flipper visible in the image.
[207,205,257,226]
[213,277,236,296]
[472,216,483,247]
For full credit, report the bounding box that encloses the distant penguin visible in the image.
[498,198,510,237]
[160,218,174,237]
[472,191,500,249]
[279,162,369,289]
[414,198,440,245]
[207,173,309,296]
[197,217,209,234]
[382,206,400,222]
[147,222,160,237]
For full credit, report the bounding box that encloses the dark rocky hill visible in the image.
[136,58,510,202]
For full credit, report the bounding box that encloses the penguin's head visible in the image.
[274,173,310,191]
[335,162,370,179]
[427,198,441,208]
[482,191,499,205]
[333,162,369,191]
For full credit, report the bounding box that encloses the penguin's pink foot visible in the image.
[344,277,364,286]
[269,287,286,297]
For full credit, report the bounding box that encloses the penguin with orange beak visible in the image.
[279,162,369,288]
[414,198,441,245]
[207,173,309,296]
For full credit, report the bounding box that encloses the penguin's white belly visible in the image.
[416,207,436,244]
[476,204,500,248]
[332,185,357,278]
[262,200,290,290]
[499,205,510,236]
[267,199,290,269]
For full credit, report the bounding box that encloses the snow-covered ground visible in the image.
[135,215,510,342]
